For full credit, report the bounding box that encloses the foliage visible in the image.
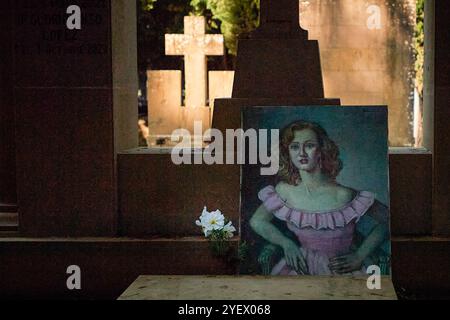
[137,0,192,71]
[140,0,158,11]
[190,0,260,55]
[139,0,260,56]
[237,241,249,262]
[414,0,424,98]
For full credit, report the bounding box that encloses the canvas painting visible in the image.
[240,106,391,276]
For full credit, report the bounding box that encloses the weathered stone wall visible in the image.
[301,0,416,146]
[11,0,137,236]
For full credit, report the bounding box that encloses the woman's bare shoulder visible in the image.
[334,184,357,202]
[275,182,292,198]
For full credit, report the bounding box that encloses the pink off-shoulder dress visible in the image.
[258,185,375,276]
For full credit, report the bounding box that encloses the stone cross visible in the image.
[165,16,224,108]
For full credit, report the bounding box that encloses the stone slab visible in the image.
[433,86,450,236]
[111,0,139,152]
[117,147,430,237]
[1,236,450,299]
[147,70,182,136]
[15,88,115,236]
[0,203,18,213]
[13,0,112,88]
[11,0,137,237]
[300,0,416,146]
[392,237,450,296]
[0,212,18,232]
[389,149,432,236]
[209,71,235,124]
[232,39,324,99]
[433,0,450,237]
[180,107,211,134]
[212,98,341,134]
[118,275,397,300]
[118,152,240,237]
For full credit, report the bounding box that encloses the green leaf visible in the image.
[189,0,260,55]
[140,0,158,11]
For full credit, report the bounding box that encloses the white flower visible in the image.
[223,221,236,239]
[195,207,209,226]
[195,207,211,237]
[195,207,225,237]
[205,209,225,230]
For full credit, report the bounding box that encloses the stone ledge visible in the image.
[119,147,431,155]
[119,275,397,300]
[118,153,240,237]
[392,236,450,296]
[0,203,18,213]
[392,236,450,242]
[0,236,239,243]
[0,236,239,299]
[0,212,18,232]
[0,236,449,299]
[117,149,432,237]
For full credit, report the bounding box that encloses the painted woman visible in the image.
[250,120,390,275]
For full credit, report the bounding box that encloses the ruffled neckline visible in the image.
[258,185,375,230]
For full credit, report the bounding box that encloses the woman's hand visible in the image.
[258,244,277,275]
[282,240,308,274]
[329,253,364,274]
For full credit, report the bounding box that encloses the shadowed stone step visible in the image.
[0,203,18,213]
[0,237,239,299]
[0,212,18,232]
[1,237,449,299]
[392,236,450,297]
[118,151,240,237]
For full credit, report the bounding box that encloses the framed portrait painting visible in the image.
[240,106,391,276]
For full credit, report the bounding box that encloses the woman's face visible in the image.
[288,129,321,172]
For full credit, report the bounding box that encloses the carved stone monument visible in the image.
[147,16,234,146]
[165,16,223,109]
[213,0,339,132]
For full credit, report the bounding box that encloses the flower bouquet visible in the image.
[195,207,236,257]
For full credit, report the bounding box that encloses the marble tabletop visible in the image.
[118,275,397,300]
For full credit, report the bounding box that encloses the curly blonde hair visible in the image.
[278,121,343,185]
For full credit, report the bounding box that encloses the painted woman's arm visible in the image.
[250,204,308,273]
[356,200,389,258]
[355,222,388,261]
[250,205,290,247]
[329,201,389,273]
